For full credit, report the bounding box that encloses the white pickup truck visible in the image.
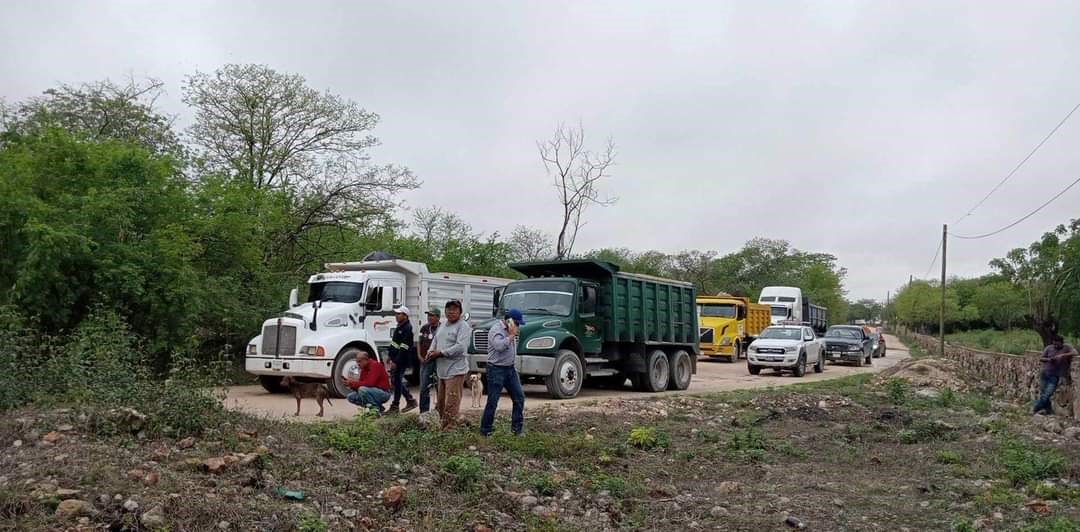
[245,258,512,397]
[746,324,825,377]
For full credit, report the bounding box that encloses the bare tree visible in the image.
[538,123,616,259]
[183,64,419,265]
[509,225,554,262]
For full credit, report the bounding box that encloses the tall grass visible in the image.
[946,329,1072,355]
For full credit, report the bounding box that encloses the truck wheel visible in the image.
[792,353,806,377]
[747,363,761,375]
[734,342,743,361]
[259,375,287,394]
[865,352,872,366]
[855,353,865,367]
[668,350,693,391]
[545,350,584,399]
[331,347,365,399]
[814,351,824,373]
[642,349,670,393]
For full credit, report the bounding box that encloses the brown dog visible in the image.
[281,376,333,417]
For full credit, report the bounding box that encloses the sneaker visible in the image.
[387,404,400,414]
[402,400,418,413]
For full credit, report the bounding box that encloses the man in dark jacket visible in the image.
[387,306,418,413]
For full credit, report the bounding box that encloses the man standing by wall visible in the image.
[387,306,418,414]
[417,307,441,414]
[425,300,471,430]
[480,309,527,437]
[1033,335,1077,416]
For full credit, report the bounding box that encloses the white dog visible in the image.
[469,373,483,408]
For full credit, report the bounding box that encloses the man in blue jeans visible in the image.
[417,307,441,413]
[480,308,526,437]
[344,351,392,416]
[1033,335,1077,415]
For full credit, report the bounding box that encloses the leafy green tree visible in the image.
[971,280,1027,330]
[990,220,1080,344]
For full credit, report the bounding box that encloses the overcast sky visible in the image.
[4,1,1080,300]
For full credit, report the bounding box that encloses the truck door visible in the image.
[578,283,602,354]
[363,281,396,359]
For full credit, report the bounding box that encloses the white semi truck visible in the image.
[245,259,513,398]
[758,286,828,334]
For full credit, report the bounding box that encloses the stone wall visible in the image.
[895,328,1078,420]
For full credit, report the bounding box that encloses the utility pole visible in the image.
[939,224,947,356]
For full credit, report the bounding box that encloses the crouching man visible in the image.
[343,351,392,416]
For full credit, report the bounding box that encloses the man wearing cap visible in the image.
[425,299,472,430]
[480,309,527,437]
[417,307,441,414]
[386,306,418,414]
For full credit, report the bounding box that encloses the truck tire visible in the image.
[747,362,761,375]
[259,375,287,394]
[642,349,670,393]
[331,347,365,399]
[814,350,825,373]
[865,351,872,366]
[668,350,692,391]
[734,342,743,361]
[792,353,806,377]
[855,353,865,367]
[545,350,584,399]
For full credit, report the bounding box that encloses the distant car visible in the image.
[870,332,886,358]
[746,325,825,377]
[823,325,873,366]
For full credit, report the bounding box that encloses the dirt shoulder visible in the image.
[3,336,1078,531]
[223,335,911,422]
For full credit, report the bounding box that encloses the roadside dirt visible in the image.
[223,335,911,421]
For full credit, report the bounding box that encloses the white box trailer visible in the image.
[245,259,513,398]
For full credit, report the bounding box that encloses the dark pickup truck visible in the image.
[822,325,873,366]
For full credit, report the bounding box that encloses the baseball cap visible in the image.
[506,308,525,326]
[425,307,442,318]
[393,306,410,316]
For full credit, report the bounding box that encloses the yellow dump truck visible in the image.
[697,294,771,361]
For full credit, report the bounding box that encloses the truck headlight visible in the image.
[720,337,732,346]
[784,346,797,353]
[247,344,257,355]
[301,345,326,357]
[526,337,557,350]
[848,345,860,352]
[748,346,757,353]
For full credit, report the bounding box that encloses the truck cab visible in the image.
[759,286,803,325]
[697,295,771,361]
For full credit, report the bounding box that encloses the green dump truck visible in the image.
[467,260,699,399]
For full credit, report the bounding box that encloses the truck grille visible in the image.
[472,329,489,353]
[699,327,715,344]
[262,324,297,357]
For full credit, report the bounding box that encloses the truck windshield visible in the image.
[826,328,862,339]
[770,306,790,317]
[699,304,736,318]
[759,328,801,340]
[501,280,574,317]
[308,281,364,303]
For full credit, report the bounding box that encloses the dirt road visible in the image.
[223,334,910,421]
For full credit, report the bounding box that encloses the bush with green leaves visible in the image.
[627,426,669,450]
[999,439,1068,486]
[442,455,487,489]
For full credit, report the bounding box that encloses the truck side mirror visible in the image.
[288,288,299,308]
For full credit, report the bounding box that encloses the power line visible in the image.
[953,102,1080,225]
[952,175,1080,240]
[923,237,942,279]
